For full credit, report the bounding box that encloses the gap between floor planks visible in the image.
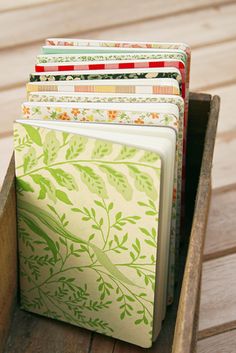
[197,329,236,353]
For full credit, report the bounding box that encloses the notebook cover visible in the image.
[21,102,182,305]
[14,122,162,348]
[26,82,179,96]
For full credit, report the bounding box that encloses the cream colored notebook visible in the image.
[14,120,175,348]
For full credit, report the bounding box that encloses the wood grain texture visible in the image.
[0,0,59,13]
[191,40,236,91]
[212,134,236,189]
[1,4,236,91]
[204,186,236,260]
[0,156,17,353]
[80,2,236,48]
[208,84,236,134]
[198,320,236,341]
[172,95,219,353]
[0,137,13,191]
[90,334,115,353]
[0,88,24,133]
[199,254,236,334]
[197,330,236,353]
[4,308,92,353]
[0,0,232,49]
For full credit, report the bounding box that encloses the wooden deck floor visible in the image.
[0,1,236,352]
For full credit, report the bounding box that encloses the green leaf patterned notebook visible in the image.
[14,121,176,348]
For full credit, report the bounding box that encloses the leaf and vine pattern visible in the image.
[21,101,182,304]
[14,123,162,347]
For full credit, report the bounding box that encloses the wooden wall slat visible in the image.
[199,254,236,334]
[204,186,236,260]
[0,0,232,50]
[0,88,24,133]
[0,156,17,353]
[191,40,236,91]
[208,84,236,134]
[212,136,236,189]
[0,0,59,13]
[0,137,13,191]
[79,2,236,49]
[1,4,236,91]
[197,330,236,353]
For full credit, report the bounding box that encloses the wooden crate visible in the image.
[0,92,220,353]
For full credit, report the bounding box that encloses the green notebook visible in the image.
[14,121,176,347]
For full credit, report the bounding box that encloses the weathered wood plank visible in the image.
[1,3,236,90]
[197,330,236,353]
[90,334,115,353]
[191,40,236,91]
[0,0,232,50]
[80,2,236,49]
[0,137,13,191]
[208,84,236,134]
[0,0,58,13]
[172,94,219,353]
[204,185,236,260]
[199,254,236,334]
[0,155,17,353]
[4,308,92,353]
[212,134,236,189]
[0,87,24,134]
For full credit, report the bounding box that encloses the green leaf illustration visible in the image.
[16,178,34,193]
[18,200,87,245]
[47,168,78,191]
[139,227,157,248]
[73,164,108,198]
[19,210,58,261]
[23,147,38,173]
[128,165,157,201]
[56,190,73,205]
[30,174,56,203]
[115,146,137,160]
[99,165,132,201]
[91,140,112,159]
[43,131,60,165]
[139,151,160,163]
[90,244,139,288]
[65,135,87,160]
[18,200,142,289]
[22,124,42,146]
[62,132,69,144]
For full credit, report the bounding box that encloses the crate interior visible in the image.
[3,93,211,353]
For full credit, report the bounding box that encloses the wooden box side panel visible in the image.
[0,156,17,353]
[172,95,220,353]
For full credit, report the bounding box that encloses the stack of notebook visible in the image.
[14,38,191,348]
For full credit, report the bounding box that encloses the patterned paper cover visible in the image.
[21,102,182,304]
[14,122,162,347]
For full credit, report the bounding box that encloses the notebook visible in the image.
[26,92,185,303]
[26,78,180,96]
[14,37,191,348]
[14,121,176,347]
